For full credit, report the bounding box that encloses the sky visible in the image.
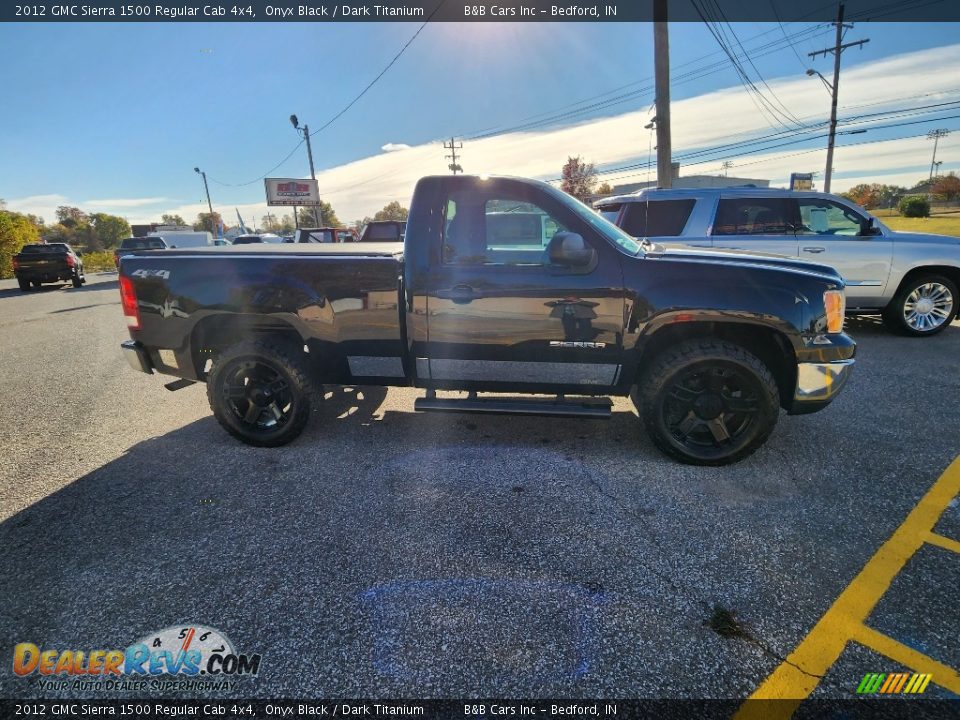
[1,19,959,228]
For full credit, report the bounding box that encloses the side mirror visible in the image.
[860,217,882,237]
[548,232,595,267]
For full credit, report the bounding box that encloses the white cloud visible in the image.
[381,143,412,153]
[84,197,168,208]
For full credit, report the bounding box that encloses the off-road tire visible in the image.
[207,339,314,447]
[637,339,780,466]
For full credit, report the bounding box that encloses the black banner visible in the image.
[2,699,960,719]
[4,0,960,24]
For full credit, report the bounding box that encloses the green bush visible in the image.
[898,195,931,218]
[0,211,41,279]
[79,250,115,272]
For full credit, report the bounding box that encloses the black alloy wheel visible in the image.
[637,340,779,465]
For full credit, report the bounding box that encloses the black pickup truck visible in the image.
[13,243,86,291]
[118,175,855,465]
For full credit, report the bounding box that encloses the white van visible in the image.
[149,231,214,249]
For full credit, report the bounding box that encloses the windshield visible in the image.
[542,184,644,255]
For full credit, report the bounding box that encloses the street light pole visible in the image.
[291,114,320,227]
[193,167,215,232]
[928,129,950,180]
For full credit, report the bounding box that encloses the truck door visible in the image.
[421,178,626,391]
[710,197,800,257]
[793,197,893,306]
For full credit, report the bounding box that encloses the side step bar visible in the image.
[414,394,612,419]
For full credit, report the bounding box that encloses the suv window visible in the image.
[596,203,622,223]
[714,198,794,235]
[442,196,568,266]
[797,198,865,236]
[621,199,695,237]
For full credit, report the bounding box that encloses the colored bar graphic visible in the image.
[857,672,932,694]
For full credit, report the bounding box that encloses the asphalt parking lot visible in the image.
[1,274,958,704]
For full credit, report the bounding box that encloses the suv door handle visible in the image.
[802,246,825,253]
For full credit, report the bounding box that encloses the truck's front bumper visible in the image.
[788,358,854,414]
[121,340,154,375]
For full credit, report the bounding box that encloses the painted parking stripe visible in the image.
[734,455,960,719]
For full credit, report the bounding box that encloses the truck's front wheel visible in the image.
[636,340,779,466]
[207,339,314,447]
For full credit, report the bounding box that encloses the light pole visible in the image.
[193,167,215,233]
[290,114,320,226]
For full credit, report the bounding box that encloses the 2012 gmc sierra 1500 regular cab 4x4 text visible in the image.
[118,175,855,465]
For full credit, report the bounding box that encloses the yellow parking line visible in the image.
[926,532,960,555]
[852,624,960,695]
[734,455,960,719]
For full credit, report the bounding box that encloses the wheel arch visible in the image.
[190,313,305,379]
[889,265,960,318]
[633,321,798,410]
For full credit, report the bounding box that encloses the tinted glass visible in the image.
[367,224,401,241]
[21,244,68,253]
[595,203,622,223]
[714,198,794,235]
[620,199,695,237]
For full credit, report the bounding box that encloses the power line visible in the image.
[208,139,304,187]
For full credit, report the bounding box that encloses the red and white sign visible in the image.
[264,177,320,206]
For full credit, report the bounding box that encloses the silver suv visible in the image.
[596,188,960,336]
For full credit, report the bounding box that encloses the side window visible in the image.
[620,199,695,237]
[442,196,569,266]
[798,199,864,236]
[713,198,794,235]
[336,230,354,242]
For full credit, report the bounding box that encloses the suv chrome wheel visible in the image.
[903,282,954,332]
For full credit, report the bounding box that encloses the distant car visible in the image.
[290,227,358,243]
[114,236,168,268]
[359,220,405,243]
[13,243,86,291]
[148,231,213,249]
[233,234,282,245]
[596,187,960,337]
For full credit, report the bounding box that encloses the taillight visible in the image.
[12,257,19,271]
[119,275,141,330]
[66,254,75,267]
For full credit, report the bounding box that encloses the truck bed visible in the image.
[165,243,405,259]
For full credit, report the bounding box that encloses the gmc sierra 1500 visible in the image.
[118,175,854,465]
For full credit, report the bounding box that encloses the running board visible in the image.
[414,395,612,419]
[164,378,196,392]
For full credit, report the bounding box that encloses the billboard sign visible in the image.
[789,172,814,191]
[264,178,320,206]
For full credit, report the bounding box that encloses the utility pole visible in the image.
[193,167,215,232]
[807,2,869,194]
[720,160,733,177]
[653,0,672,188]
[928,129,950,180]
[291,114,321,226]
[444,137,463,174]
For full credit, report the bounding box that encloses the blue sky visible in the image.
[1,20,958,225]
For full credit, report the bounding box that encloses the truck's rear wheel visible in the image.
[883,273,957,336]
[207,339,314,447]
[71,270,83,288]
[637,339,779,466]
[18,278,29,292]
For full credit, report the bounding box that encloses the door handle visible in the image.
[802,246,826,253]
[448,284,476,304]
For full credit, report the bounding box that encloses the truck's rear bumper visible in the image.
[121,340,154,375]
[788,359,854,415]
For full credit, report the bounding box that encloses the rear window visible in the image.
[233,236,263,244]
[299,230,334,243]
[596,203,622,223]
[21,244,68,254]
[620,200,695,237]
[121,238,165,250]
[365,224,401,241]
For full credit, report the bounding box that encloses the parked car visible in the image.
[359,220,405,242]
[13,243,85,291]
[289,227,358,243]
[233,234,283,245]
[118,174,854,466]
[114,236,168,268]
[595,188,960,336]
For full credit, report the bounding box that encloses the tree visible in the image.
[90,213,131,250]
[193,212,223,233]
[298,200,340,228]
[841,183,906,210]
[561,156,597,202]
[56,206,88,227]
[160,213,187,226]
[373,201,409,222]
[0,210,42,279]
[261,214,283,233]
[931,173,960,202]
[596,182,613,195]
